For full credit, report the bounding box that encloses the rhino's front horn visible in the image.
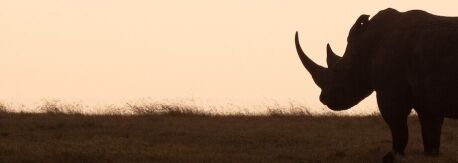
[326,44,342,68]
[295,32,329,88]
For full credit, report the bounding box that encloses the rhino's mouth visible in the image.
[320,94,355,111]
[324,103,353,111]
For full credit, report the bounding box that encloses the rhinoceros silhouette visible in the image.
[295,8,457,163]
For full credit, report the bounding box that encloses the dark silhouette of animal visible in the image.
[295,8,457,163]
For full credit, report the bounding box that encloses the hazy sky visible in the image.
[1,1,457,109]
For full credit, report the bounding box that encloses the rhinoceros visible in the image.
[295,8,457,162]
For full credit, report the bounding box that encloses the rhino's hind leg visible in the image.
[417,113,444,156]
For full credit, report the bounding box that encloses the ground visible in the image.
[0,112,456,163]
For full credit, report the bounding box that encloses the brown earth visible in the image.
[0,112,456,163]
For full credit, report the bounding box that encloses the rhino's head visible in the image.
[295,15,375,111]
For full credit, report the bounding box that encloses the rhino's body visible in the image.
[370,9,458,118]
[295,8,457,162]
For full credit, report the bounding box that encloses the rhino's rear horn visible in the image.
[326,44,342,68]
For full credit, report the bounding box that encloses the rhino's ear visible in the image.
[348,15,370,42]
[350,14,370,34]
[356,14,370,26]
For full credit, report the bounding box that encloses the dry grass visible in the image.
[38,100,84,115]
[0,103,7,114]
[126,103,208,116]
[0,103,456,163]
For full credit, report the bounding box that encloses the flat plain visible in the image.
[0,107,456,163]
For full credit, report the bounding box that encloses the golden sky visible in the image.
[0,1,457,108]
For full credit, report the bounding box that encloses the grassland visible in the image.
[0,103,456,163]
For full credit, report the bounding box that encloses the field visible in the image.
[0,104,456,163]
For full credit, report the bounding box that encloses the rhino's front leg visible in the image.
[380,111,409,163]
[376,90,412,163]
